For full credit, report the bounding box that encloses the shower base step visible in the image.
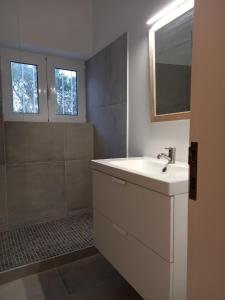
[0,210,96,284]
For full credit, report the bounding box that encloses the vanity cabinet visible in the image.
[93,170,188,300]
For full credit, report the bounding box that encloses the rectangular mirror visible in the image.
[149,4,194,122]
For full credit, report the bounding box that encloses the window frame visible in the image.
[1,49,86,123]
[1,48,48,122]
[47,56,86,123]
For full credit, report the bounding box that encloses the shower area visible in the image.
[0,118,95,281]
[0,1,96,282]
[0,0,127,283]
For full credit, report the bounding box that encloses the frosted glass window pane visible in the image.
[11,62,39,114]
[55,68,78,116]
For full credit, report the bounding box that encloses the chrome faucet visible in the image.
[157,147,176,164]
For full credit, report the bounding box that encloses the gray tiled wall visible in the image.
[86,34,127,159]
[0,121,4,165]
[65,160,92,211]
[7,161,65,224]
[0,63,6,226]
[0,121,94,227]
[0,165,6,225]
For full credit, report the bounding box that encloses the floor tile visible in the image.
[58,254,120,294]
[0,254,143,300]
[0,211,93,272]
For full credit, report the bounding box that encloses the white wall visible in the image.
[93,0,190,162]
[0,0,93,59]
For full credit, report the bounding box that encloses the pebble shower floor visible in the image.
[0,210,93,272]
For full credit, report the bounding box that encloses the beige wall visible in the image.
[188,0,225,299]
[0,122,93,228]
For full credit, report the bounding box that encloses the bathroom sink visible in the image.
[91,157,189,195]
[109,157,188,179]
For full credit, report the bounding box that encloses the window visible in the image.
[1,49,86,123]
[11,62,39,114]
[1,49,48,122]
[47,56,86,123]
[55,68,78,116]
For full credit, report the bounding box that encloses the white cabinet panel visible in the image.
[94,210,172,300]
[93,170,173,261]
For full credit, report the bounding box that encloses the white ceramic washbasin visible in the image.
[91,157,189,195]
[109,157,188,180]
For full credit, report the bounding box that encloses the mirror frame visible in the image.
[148,2,194,122]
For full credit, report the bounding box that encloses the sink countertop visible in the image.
[91,157,189,196]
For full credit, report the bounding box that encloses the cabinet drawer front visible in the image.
[94,210,172,300]
[93,170,173,261]
[93,169,128,226]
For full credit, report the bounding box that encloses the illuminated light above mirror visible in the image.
[146,0,194,26]
[147,0,194,122]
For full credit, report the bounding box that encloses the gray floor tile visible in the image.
[58,254,142,300]
[0,254,142,300]
[58,254,120,294]
[0,270,68,300]
[0,274,46,300]
[66,276,142,300]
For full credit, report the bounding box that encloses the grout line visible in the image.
[5,158,93,168]
[87,102,126,111]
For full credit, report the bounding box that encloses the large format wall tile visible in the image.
[65,124,94,160]
[24,123,65,163]
[5,122,65,164]
[0,63,3,123]
[86,48,108,109]
[86,34,127,110]
[0,103,2,123]
[65,160,92,211]
[0,122,5,165]
[106,33,127,106]
[86,34,127,159]
[7,162,65,224]
[0,165,6,225]
[88,103,127,159]
[4,122,26,164]
[3,121,94,225]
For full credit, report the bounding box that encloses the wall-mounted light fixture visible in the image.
[146,0,194,29]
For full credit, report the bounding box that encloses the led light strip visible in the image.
[146,0,194,29]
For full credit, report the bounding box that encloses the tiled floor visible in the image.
[0,254,143,300]
[0,210,93,272]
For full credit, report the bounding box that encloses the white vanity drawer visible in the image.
[94,210,172,300]
[93,170,174,262]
